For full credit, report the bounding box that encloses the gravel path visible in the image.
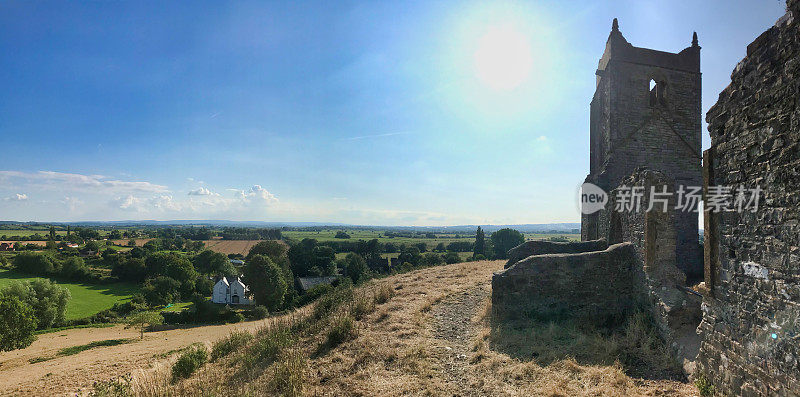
[429,286,489,397]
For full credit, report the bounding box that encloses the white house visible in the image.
[211,277,252,305]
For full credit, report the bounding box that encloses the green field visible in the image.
[0,229,69,237]
[0,269,139,320]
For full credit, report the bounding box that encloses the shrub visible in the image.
[248,326,295,367]
[211,330,253,362]
[90,376,132,397]
[349,292,375,320]
[374,285,395,305]
[171,345,208,381]
[270,348,305,397]
[695,374,716,397]
[245,305,269,320]
[326,314,356,347]
[443,251,461,264]
[13,252,56,275]
[312,284,353,320]
[225,310,245,324]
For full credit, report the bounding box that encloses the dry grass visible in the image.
[91,260,698,396]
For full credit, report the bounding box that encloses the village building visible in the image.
[211,276,252,305]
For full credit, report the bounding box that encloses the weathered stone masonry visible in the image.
[697,2,800,395]
[581,20,703,279]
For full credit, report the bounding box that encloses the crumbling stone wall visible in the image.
[581,19,703,279]
[608,169,702,362]
[697,3,800,394]
[492,243,645,327]
[504,238,608,268]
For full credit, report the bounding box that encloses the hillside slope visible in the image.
[1,260,700,396]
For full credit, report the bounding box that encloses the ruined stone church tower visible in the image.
[581,19,703,278]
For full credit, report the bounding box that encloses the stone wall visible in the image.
[696,3,800,395]
[492,243,645,327]
[504,238,608,268]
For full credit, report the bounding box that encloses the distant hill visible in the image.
[0,220,581,233]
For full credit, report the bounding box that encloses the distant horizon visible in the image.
[0,219,581,230]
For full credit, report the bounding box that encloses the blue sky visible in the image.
[0,0,787,225]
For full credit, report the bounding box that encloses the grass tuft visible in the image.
[211,330,253,362]
[373,284,395,304]
[326,314,357,347]
[350,292,375,320]
[270,348,306,397]
[694,373,716,397]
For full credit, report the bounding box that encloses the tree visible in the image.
[108,230,123,240]
[287,238,318,277]
[384,242,398,253]
[344,253,368,283]
[112,257,148,282]
[85,240,100,252]
[60,256,88,279]
[125,311,164,339]
[490,228,525,259]
[443,251,461,264]
[246,240,288,261]
[415,242,427,253]
[13,252,56,275]
[193,250,236,277]
[334,231,350,239]
[243,255,287,311]
[142,276,181,306]
[398,246,421,267]
[311,246,335,275]
[2,279,70,329]
[435,242,446,252]
[423,252,443,266]
[0,294,37,351]
[77,228,100,241]
[473,226,486,258]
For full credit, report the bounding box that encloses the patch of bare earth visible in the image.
[0,320,272,396]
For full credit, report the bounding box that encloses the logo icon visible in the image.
[579,183,608,214]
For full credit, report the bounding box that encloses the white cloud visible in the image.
[3,193,28,201]
[188,187,218,196]
[114,195,143,211]
[0,170,167,193]
[231,185,278,204]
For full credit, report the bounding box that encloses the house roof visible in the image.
[296,276,338,292]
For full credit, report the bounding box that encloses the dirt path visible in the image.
[0,319,274,396]
[429,286,489,397]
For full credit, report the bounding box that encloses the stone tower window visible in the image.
[649,79,666,107]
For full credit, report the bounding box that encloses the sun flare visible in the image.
[473,25,533,91]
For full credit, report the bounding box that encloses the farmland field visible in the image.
[201,239,266,256]
[0,240,47,247]
[111,239,265,256]
[0,269,138,320]
[284,229,579,248]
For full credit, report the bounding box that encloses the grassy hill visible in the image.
[84,260,696,396]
